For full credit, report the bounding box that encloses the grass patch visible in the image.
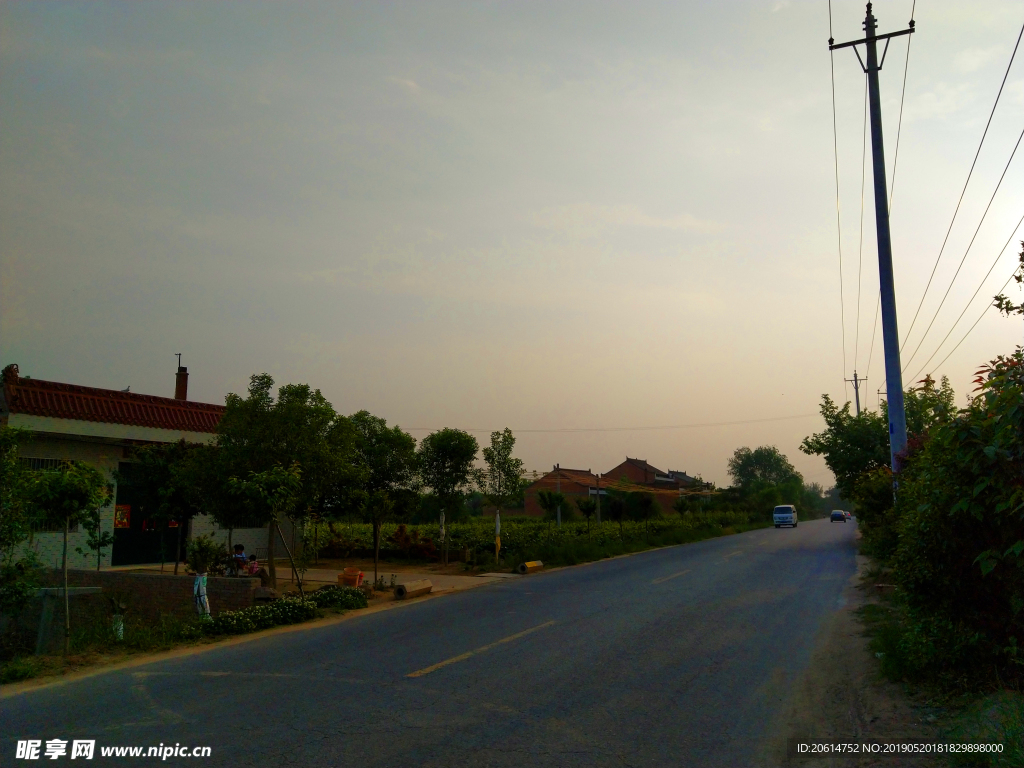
[943,691,1024,767]
[1,586,369,686]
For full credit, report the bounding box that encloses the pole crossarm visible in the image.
[829,26,914,53]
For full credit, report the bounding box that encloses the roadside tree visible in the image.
[417,428,479,566]
[481,429,524,513]
[25,462,110,654]
[349,411,418,584]
[228,464,303,593]
[575,496,597,535]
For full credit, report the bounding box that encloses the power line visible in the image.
[828,0,848,386]
[908,213,1024,380]
[403,413,819,435]
[854,74,868,372]
[911,268,1018,382]
[902,119,1024,372]
[899,17,1024,351]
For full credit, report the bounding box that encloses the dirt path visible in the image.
[769,553,943,767]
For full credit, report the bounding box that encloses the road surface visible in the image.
[3,518,858,767]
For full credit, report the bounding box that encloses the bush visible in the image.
[889,351,1024,685]
[186,534,227,575]
[0,656,40,684]
[309,585,368,610]
[204,597,320,636]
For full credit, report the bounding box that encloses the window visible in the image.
[19,457,73,472]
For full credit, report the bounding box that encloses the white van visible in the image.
[773,505,798,528]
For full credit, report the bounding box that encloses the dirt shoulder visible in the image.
[767,552,943,767]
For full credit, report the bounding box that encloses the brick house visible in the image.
[0,363,267,567]
[522,466,599,517]
[522,458,702,518]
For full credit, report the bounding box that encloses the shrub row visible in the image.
[203,597,320,636]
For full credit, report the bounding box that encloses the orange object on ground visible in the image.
[340,567,364,587]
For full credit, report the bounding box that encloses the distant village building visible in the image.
[0,363,265,568]
[522,457,701,518]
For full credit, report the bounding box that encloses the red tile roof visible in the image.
[1,364,224,434]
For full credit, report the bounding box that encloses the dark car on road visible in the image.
[830,510,846,523]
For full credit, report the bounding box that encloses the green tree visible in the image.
[727,446,801,491]
[25,462,110,654]
[575,496,597,535]
[0,425,41,622]
[536,490,566,533]
[606,491,628,540]
[630,492,658,539]
[349,411,418,584]
[417,428,479,566]
[360,491,397,586]
[217,374,361,580]
[0,425,30,564]
[229,464,303,593]
[481,428,524,513]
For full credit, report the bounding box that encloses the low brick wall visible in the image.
[42,570,259,623]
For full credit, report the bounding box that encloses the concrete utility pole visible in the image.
[830,3,913,472]
[845,370,866,415]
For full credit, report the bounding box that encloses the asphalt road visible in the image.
[3,518,858,767]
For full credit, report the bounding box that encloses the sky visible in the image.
[2,0,1024,488]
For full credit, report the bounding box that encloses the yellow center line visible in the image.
[406,620,556,678]
[651,569,691,585]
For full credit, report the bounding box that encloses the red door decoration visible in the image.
[114,505,130,528]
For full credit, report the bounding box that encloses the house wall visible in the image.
[16,436,120,569]
[522,473,596,518]
[190,515,273,559]
[605,460,651,485]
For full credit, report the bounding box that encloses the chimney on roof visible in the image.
[174,366,188,400]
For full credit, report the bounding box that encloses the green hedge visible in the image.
[204,597,320,636]
[308,585,368,610]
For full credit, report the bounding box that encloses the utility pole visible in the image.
[830,3,913,473]
[845,370,866,415]
[555,464,561,527]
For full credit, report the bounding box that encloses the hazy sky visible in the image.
[3,1,1024,487]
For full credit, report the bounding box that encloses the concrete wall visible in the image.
[44,570,260,622]
[190,515,271,558]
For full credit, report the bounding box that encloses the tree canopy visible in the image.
[727,446,801,490]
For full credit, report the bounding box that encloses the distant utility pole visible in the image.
[555,464,561,527]
[845,370,866,415]
[830,3,913,473]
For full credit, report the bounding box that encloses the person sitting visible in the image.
[245,554,261,576]
[231,544,247,576]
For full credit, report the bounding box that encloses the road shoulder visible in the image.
[766,553,942,767]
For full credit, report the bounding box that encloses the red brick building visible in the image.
[522,458,701,518]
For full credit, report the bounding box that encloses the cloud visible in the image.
[772,1,791,12]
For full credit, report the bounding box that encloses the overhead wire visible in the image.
[907,211,1024,381]
[901,120,1024,373]
[828,0,849,398]
[854,74,869,372]
[899,18,1024,352]
[911,267,1018,381]
[402,413,819,435]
